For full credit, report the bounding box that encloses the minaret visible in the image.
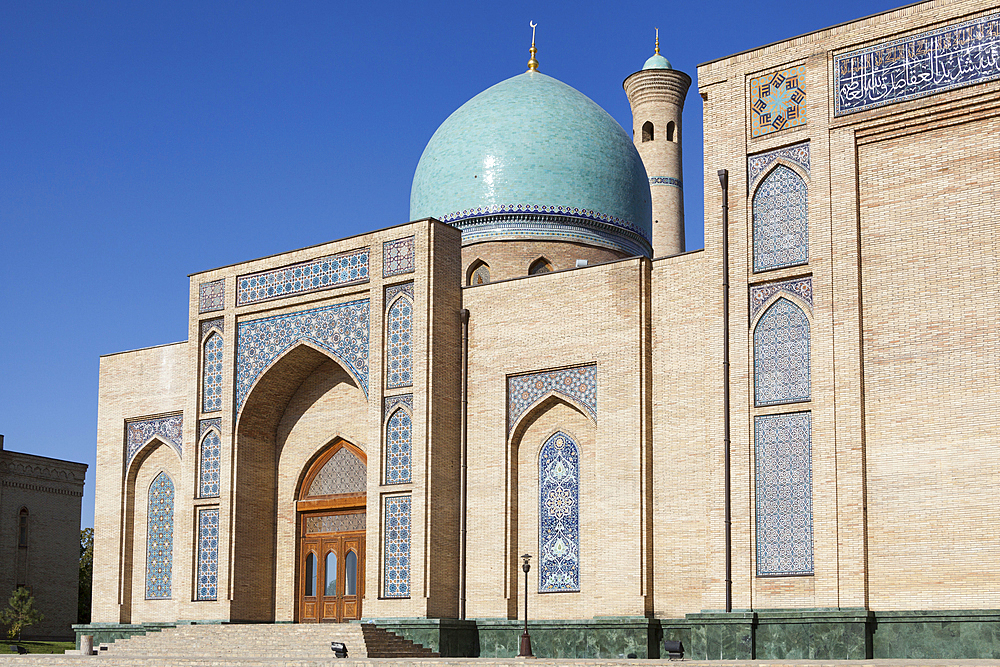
[623,30,691,257]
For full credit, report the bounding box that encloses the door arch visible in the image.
[297,440,366,622]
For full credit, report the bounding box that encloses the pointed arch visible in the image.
[510,392,594,444]
[145,471,174,600]
[384,406,412,485]
[297,440,368,501]
[467,260,490,286]
[538,430,580,592]
[386,294,413,389]
[528,257,553,275]
[126,436,182,483]
[198,428,222,498]
[752,163,808,272]
[202,331,224,413]
[754,297,811,406]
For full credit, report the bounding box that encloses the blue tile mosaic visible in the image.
[748,142,810,190]
[200,317,224,338]
[236,249,369,306]
[452,213,652,259]
[145,472,174,599]
[385,282,414,305]
[383,393,413,420]
[508,365,596,435]
[202,332,224,413]
[750,65,806,138]
[235,299,370,413]
[753,165,808,272]
[538,431,580,593]
[750,277,813,321]
[383,236,415,277]
[649,176,682,189]
[196,507,220,601]
[198,417,221,440]
[307,447,367,496]
[385,291,413,389]
[199,279,225,313]
[383,495,411,598]
[754,297,811,406]
[199,429,221,498]
[127,415,183,467]
[755,412,813,576]
[384,408,412,485]
[835,12,1000,116]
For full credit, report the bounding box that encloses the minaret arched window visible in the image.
[145,471,174,599]
[538,431,580,593]
[754,297,810,406]
[666,121,676,142]
[642,121,654,142]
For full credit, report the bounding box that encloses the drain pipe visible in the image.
[718,169,732,614]
[459,308,470,620]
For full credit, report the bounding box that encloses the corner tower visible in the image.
[623,34,691,257]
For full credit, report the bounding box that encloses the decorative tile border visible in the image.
[126,414,183,467]
[198,417,222,440]
[199,279,225,314]
[649,176,682,189]
[383,394,413,420]
[235,299,370,413]
[385,282,414,307]
[835,12,1000,116]
[383,236,415,277]
[750,65,806,138]
[383,495,411,598]
[754,297,811,407]
[508,364,597,435]
[438,203,648,241]
[454,214,652,259]
[145,472,174,600]
[750,277,813,321]
[199,318,224,339]
[236,248,369,306]
[539,431,580,593]
[196,508,220,601]
[755,412,813,576]
[748,142,810,190]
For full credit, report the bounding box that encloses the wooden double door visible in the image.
[299,514,365,622]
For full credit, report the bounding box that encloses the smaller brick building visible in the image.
[0,434,88,640]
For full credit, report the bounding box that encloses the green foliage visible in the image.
[78,528,93,624]
[0,588,44,641]
[1,641,74,654]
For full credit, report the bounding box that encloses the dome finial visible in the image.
[527,21,539,71]
[654,27,660,55]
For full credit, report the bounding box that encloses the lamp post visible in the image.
[519,553,534,658]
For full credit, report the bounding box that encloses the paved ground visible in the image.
[4,658,1000,666]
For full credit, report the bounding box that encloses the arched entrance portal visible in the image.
[297,441,366,622]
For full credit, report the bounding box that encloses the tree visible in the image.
[79,528,94,624]
[0,588,44,641]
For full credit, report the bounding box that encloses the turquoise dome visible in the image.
[410,71,652,256]
[643,53,672,70]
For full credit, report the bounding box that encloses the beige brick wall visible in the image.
[462,240,628,285]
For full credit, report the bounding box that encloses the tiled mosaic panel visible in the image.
[748,142,810,188]
[385,282,414,305]
[198,417,221,440]
[196,508,220,601]
[199,430,221,498]
[236,248,370,306]
[750,66,806,138]
[383,236,415,277]
[199,279,225,313]
[145,472,174,599]
[383,495,411,598]
[755,412,813,575]
[383,393,413,420]
[202,332,224,413]
[754,298,811,406]
[305,512,366,534]
[385,294,413,389]
[307,448,367,496]
[508,364,596,434]
[538,431,581,593]
[235,299,370,412]
[753,165,808,272]
[836,12,1000,116]
[385,408,412,485]
[200,317,224,338]
[750,277,813,321]
[127,414,183,467]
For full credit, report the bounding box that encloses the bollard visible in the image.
[80,635,94,656]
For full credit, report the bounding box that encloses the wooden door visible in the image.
[299,513,365,622]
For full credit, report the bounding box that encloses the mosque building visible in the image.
[84,0,1000,659]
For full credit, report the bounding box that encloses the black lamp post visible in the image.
[519,553,534,658]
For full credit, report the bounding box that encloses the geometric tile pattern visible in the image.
[750,65,806,138]
[384,408,412,485]
[385,293,413,389]
[748,142,810,189]
[649,176,682,189]
[752,165,808,272]
[198,429,221,498]
[202,332,224,413]
[385,282,414,306]
[383,393,413,420]
[126,414,183,468]
[306,448,367,497]
[508,364,597,435]
[383,236,415,277]
[196,507,220,601]
[198,417,222,440]
[750,277,813,322]
[145,471,174,599]
[383,495,411,598]
[199,279,225,313]
[754,297,811,406]
[305,512,366,534]
[200,317,224,339]
[236,248,370,306]
[235,299,370,412]
[835,12,1000,116]
[754,412,813,576]
[538,431,580,593]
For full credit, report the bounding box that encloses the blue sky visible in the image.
[1,0,905,528]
